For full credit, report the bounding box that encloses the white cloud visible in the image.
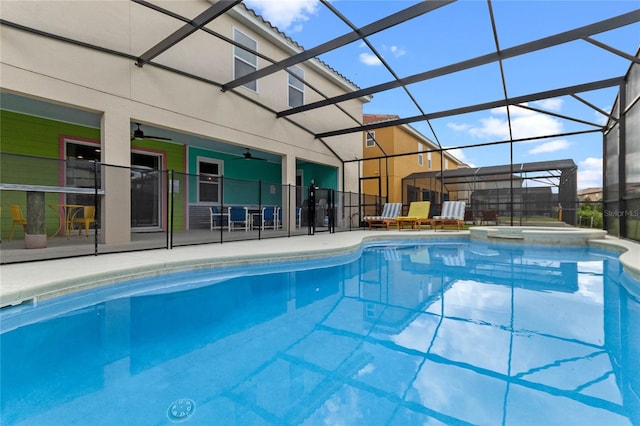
[462,106,563,140]
[390,45,406,58]
[359,52,382,66]
[533,99,563,111]
[244,0,320,31]
[578,157,603,190]
[594,106,611,126]
[528,139,571,154]
[447,122,471,131]
[445,148,475,167]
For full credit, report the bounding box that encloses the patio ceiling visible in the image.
[1,0,639,162]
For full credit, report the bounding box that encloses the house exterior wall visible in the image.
[0,1,365,241]
[361,120,463,204]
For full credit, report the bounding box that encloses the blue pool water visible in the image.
[1,240,639,425]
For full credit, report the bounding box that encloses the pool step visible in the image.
[487,233,524,240]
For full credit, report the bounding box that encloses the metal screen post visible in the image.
[220,176,225,241]
[168,169,174,249]
[94,160,99,256]
[258,180,262,240]
[309,183,316,235]
[329,189,335,233]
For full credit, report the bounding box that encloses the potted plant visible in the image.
[25,192,47,249]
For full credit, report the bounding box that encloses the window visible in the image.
[233,28,257,91]
[418,143,424,166]
[444,158,449,170]
[288,65,304,107]
[427,152,432,169]
[365,131,376,148]
[198,158,223,203]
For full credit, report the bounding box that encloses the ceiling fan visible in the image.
[131,123,172,141]
[235,148,266,161]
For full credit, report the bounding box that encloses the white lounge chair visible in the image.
[363,202,402,230]
[431,201,466,231]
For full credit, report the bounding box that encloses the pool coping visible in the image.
[1,229,638,308]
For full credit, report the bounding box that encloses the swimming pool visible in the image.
[1,240,639,425]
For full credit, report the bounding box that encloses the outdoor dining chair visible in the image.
[9,204,27,241]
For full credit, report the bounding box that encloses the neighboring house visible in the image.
[361,114,465,209]
[578,187,603,202]
[0,2,367,242]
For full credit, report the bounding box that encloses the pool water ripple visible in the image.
[1,241,638,425]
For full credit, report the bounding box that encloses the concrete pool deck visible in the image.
[1,229,639,308]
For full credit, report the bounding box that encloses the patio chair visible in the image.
[363,202,402,230]
[228,206,249,231]
[210,206,229,230]
[72,205,96,237]
[395,201,431,230]
[254,206,280,230]
[481,210,499,225]
[431,201,466,231]
[9,204,27,241]
[464,210,476,225]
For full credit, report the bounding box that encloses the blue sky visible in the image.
[244,0,640,189]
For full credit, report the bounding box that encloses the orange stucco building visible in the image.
[361,114,466,208]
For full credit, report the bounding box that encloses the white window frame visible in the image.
[288,65,304,107]
[233,28,258,92]
[427,152,432,169]
[418,143,424,166]
[365,131,376,148]
[197,157,224,204]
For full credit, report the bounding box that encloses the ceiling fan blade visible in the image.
[234,149,266,161]
[131,123,172,141]
[144,134,172,141]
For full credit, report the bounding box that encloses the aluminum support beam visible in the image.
[220,0,454,92]
[315,77,625,138]
[570,94,620,122]
[278,9,640,118]
[583,36,640,64]
[514,104,606,128]
[136,0,242,67]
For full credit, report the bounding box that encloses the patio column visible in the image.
[282,153,297,230]
[100,110,131,244]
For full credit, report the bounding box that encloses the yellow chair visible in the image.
[9,204,27,241]
[72,206,96,237]
[395,201,431,230]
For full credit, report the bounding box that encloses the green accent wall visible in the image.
[132,139,186,230]
[0,110,101,238]
[1,110,100,157]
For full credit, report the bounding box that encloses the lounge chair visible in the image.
[363,202,402,230]
[395,201,431,230]
[431,201,466,231]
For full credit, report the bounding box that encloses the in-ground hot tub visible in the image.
[469,225,607,245]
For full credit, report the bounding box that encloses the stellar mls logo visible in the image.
[604,209,640,217]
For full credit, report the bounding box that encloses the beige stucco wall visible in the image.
[0,0,366,240]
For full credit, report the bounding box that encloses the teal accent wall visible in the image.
[188,146,282,205]
[297,161,338,190]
